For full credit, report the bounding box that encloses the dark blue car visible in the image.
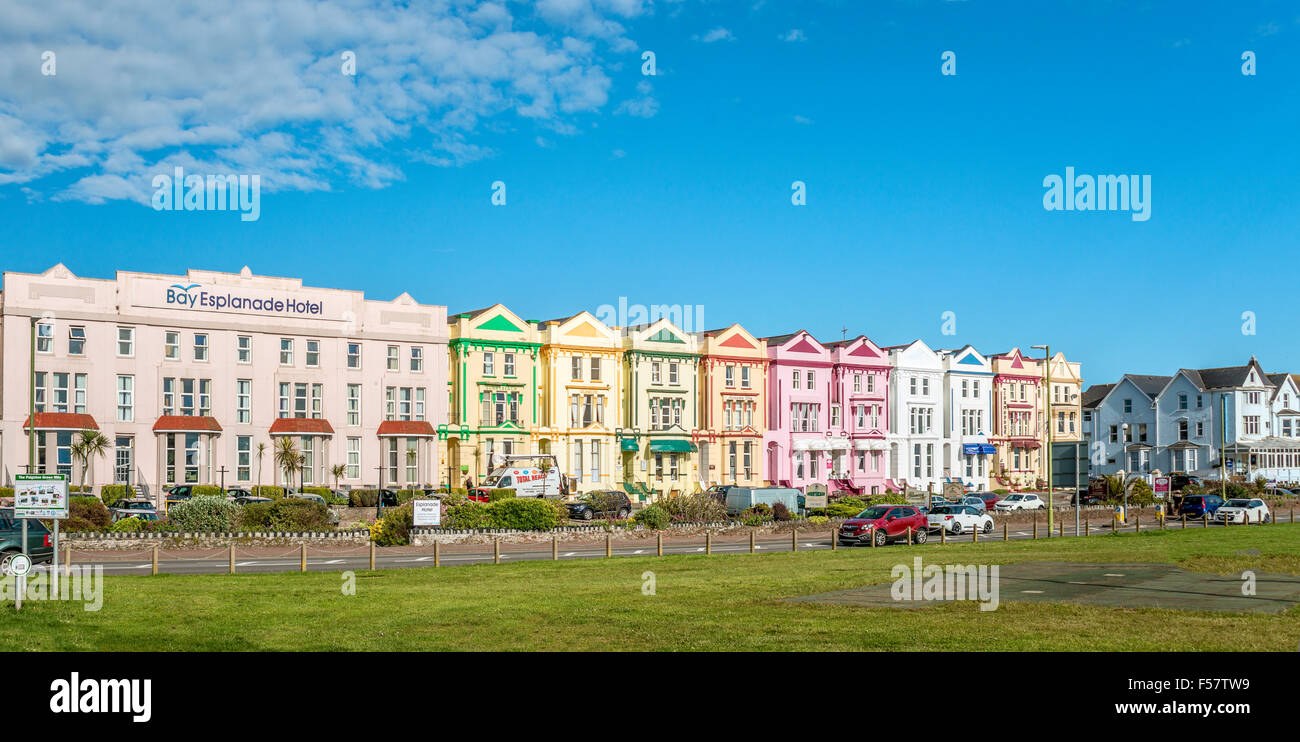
[1178,494,1225,519]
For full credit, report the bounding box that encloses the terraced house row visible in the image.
[0,265,1083,501]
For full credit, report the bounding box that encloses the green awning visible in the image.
[649,439,696,453]
[620,438,640,451]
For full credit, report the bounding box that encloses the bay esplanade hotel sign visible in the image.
[129,275,330,320]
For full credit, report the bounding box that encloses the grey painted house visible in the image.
[1081,358,1300,482]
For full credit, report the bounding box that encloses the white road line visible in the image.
[235,561,260,567]
[633,549,644,554]
[415,556,435,562]
[696,547,706,552]
[133,564,152,569]
[1021,590,1045,594]
[563,552,576,557]
[323,559,344,565]
[1103,573,1125,577]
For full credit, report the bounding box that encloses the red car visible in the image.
[837,504,929,547]
[970,491,1001,511]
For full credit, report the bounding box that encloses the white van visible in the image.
[479,454,568,499]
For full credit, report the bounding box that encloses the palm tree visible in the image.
[255,442,267,494]
[71,429,111,493]
[331,463,346,493]
[273,437,300,491]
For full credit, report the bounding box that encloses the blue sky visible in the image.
[2,0,1298,385]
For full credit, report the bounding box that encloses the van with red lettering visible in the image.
[477,454,568,499]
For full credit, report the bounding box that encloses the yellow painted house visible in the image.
[536,312,624,493]
[1043,351,1084,446]
[442,304,542,486]
[619,319,701,500]
[695,324,768,488]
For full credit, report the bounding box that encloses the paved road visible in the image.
[33,517,1255,577]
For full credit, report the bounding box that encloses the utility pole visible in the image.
[1032,344,1053,534]
[1220,394,1228,499]
[217,466,229,492]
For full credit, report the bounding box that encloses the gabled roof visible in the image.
[1081,384,1115,409]
[1127,374,1173,399]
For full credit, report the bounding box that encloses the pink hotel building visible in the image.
[0,265,448,497]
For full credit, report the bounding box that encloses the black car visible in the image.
[567,491,632,521]
[1,508,53,573]
[377,489,399,507]
[224,487,253,499]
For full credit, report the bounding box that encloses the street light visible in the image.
[1031,344,1053,535]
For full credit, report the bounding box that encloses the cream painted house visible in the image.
[694,324,767,489]
[536,312,623,493]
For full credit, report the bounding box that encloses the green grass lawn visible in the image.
[2,524,1299,651]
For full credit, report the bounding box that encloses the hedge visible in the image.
[633,504,670,530]
[251,486,286,500]
[167,496,241,532]
[239,499,334,531]
[100,484,132,504]
[0,487,13,500]
[70,497,112,530]
[349,489,379,507]
[487,488,516,502]
[192,485,225,497]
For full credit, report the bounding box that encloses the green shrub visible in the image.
[110,516,146,533]
[167,496,241,532]
[485,498,562,530]
[808,515,829,525]
[660,492,727,523]
[634,504,670,530]
[61,517,99,532]
[444,501,489,529]
[395,489,425,504]
[303,487,332,497]
[487,488,516,502]
[100,484,132,504]
[0,487,13,500]
[372,503,415,546]
[349,489,379,507]
[239,499,334,531]
[770,502,792,521]
[993,489,1010,495]
[192,485,224,497]
[70,496,112,530]
[252,486,286,500]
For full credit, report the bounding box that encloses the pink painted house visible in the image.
[824,335,892,494]
[761,331,891,493]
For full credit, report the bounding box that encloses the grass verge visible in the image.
[2,524,1298,651]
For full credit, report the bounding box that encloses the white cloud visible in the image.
[614,79,658,117]
[694,27,735,43]
[779,29,806,42]
[793,115,813,125]
[0,0,652,205]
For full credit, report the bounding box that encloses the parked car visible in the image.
[109,499,159,522]
[837,504,928,546]
[959,495,989,513]
[377,489,399,507]
[1215,498,1271,524]
[1073,488,1106,506]
[1178,494,1225,519]
[968,492,1001,511]
[0,508,53,574]
[1263,487,1297,498]
[995,493,1045,511]
[724,486,801,516]
[233,495,272,506]
[566,491,633,521]
[927,504,994,535]
[223,487,253,501]
[1170,474,1203,491]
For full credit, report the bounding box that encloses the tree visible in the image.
[255,442,267,491]
[273,437,301,489]
[331,463,346,492]
[71,429,111,492]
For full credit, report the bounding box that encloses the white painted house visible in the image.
[885,340,944,492]
[939,345,995,490]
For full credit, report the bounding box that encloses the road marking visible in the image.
[696,547,706,552]
[323,559,344,565]
[754,545,763,549]
[414,557,436,562]
[1103,573,1125,577]
[133,564,151,569]
[563,552,576,557]
[236,561,260,567]
[1021,590,1045,594]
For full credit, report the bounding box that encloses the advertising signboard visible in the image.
[14,473,68,519]
[412,499,442,527]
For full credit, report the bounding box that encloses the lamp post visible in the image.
[1031,344,1053,534]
